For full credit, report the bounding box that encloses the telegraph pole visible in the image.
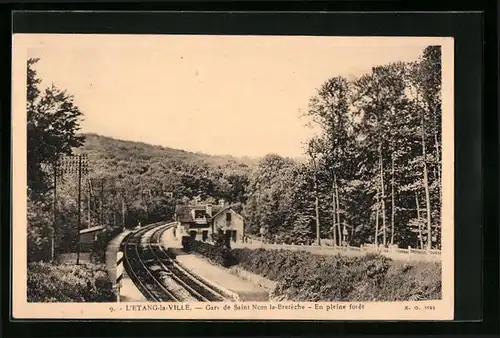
[87,178,92,229]
[100,179,104,226]
[51,163,57,262]
[121,191,126,230]
[75,154,89,265]
[59,154,88,264]
[77,155,82,264]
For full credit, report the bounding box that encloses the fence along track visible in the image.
[121,224,180,302]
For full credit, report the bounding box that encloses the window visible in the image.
[194,210,205,219]
[226,213,232,222]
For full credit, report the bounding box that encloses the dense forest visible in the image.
[246,46,442,250]
[27,45,442,263]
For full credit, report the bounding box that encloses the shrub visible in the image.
[231,248,441,301]
[90,227,121,264]
[27,199,52,262]
[181,236,192,251]
[27,262,114,302]
[188,240,238,268]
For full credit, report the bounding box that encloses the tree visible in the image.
[304,76,352,246]
[294,46,442,249]
[408,46,442,249]
[306,138,323,245]
[27,58,85,198]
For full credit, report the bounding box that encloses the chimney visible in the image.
[206,204,212,217]
[219,199,225,207]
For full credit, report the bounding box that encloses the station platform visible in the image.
[161,229,269,301]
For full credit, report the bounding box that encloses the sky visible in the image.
[26,35,431,158]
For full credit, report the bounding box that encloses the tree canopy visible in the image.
[27,58,85,198]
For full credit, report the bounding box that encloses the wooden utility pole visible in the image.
[51,163,57,262]
[390,151,396,246]
[87,178,92,229]
[74,154,89,265]
[374,188,380,246]
[77,155,82,265]
[100,179,104,226]
[122,196,126,229]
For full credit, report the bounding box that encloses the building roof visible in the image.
[175,204,239,223]
[79,225,105,234]
[211,206,232,219]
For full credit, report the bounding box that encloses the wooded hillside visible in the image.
[27,45,442,264]
[72,133,256,227]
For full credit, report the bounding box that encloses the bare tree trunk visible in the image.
[334,173,342,245]
[390,150,396,245]
[378,143,387,246]
[421,114,433,250]
[433,106,442,203]
[332,180,337,246]
[416,192,424,249]
[314,179,321,245]
[375,188,379,246]
[434,133,442,202]
[309,154,321,246]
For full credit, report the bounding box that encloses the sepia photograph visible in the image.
[12,34,454,320]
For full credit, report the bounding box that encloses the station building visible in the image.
[174,200,245,242]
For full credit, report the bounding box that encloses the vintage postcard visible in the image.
[12,34,454,320]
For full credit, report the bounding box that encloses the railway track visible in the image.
[121,222,226,302]
[148,226,225,301]
[121,224,180,302]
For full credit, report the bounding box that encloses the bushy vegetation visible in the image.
[27,262,114,302]
[90,227,122,264]
[79,133,254,228]
[183,238,238,268]
[27,199,53,262]
[230,248,441,301]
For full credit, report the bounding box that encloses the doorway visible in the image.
[224,230,231,247]
[202,230,208,242]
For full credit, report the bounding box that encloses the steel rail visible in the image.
[122,224,179,302]
[149,225,226,302]
[147,226,212,301]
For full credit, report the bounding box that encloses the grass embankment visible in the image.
[27,262,115,302]
[187,240,441,301]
